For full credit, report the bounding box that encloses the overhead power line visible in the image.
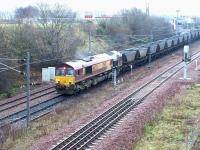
[0,56,72,73]
[0,63,25,73]
[0,52,13,56]
[0,58,21,61]
[0,62,22,73]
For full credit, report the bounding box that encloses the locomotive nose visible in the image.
[55,76,75,87]
[56,79,60,84]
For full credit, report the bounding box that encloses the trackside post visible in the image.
[180,45,191,80]
[26,52,30,127]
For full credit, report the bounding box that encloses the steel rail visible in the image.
[0,94,65,126]
[0,85,55,107]
[0,89,56,112]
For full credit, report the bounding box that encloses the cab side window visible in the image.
[85,66,92,75]
[77,70,80,76]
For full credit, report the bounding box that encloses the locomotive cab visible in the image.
[55,66,76,88]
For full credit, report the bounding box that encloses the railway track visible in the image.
[0,94,66,126]
[0,95,67,126]
[0,85,66,126]
[0,85,55,108]
[0,87,56,113]
[50,51,200,150]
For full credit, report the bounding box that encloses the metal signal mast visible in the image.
[0,52,30,127]
[146,0,150,16]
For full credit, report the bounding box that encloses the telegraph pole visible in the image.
[146,0,150,16]
[26,52,30,127]
[112,55,118,87]
[148,30,153,67]
[0,53,31,127]
[176,10,180,35]
[89,29,91,53]
[150,30,154,42]
[180,45,191,80]
[85,12,93,54]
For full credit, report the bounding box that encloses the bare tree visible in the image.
[0,23,24,95]
[0,4,83,94]
[35,3,81,61]
[96,8,174,45]
[15,6,39,19]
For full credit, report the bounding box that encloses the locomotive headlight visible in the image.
[56,79,60,84]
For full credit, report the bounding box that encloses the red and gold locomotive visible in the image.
[55,52,122,94]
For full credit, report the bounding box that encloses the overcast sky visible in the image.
[0,0,199,17]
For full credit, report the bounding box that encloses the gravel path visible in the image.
[27,41,200,150]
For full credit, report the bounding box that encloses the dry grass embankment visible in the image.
[134,84,200,150]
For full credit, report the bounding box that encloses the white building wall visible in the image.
[42,68,51,82]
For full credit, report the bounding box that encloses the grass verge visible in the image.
[134,84,200,150]
[0,84,21,99]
